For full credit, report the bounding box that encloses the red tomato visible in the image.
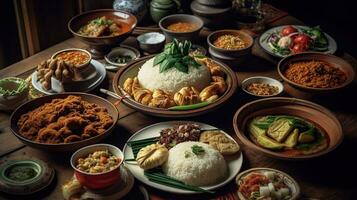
[100,156,108,164]
[281,25,298,36]
[291,43,308,53]
[293,34,311,45]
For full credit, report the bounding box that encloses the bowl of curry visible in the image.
[68,9,137,58]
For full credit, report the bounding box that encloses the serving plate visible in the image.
[259,25,337,58]
[123,121,243,194]
[233,97,343,160]
[32,59,106,95]
[10,92,119,152]
[112,55,238,118]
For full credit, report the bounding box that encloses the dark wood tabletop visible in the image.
[1,14,357,200]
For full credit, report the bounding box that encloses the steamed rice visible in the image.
[137,58,211,94]
[162,141,227,186]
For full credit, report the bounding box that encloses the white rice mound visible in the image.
[162,141,227,186]
[137,58,211,94]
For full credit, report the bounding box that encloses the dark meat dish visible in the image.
[17,95,113,144]
[158,123,201,148]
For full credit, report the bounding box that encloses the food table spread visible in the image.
[1,6,357,200]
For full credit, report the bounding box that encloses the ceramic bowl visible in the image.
[0,159,54,195]
[233,97,344,160]
[137,32,166,54]
[71,144,124,190]
[0,77,29,111]
[159,14,204,42]
[112,55,238,118]
[241,76,284,97]
[68,9,137,59]
[236,168,300,200]
[278,52,355,98]
[10,93,119,152]
[51,48,92,70]
[190,0,232,28]
[104,45,140,69]
[207,30,254,57]
[208,47,250,67]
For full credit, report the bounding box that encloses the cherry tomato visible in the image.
[293,34,311,45]
[281,25,298,36]
[100,156,108,164]
[291,43,308,53]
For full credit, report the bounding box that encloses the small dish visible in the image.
[104,45,140,69]
[236,168,300,200]
[70,144,124,190]
[137,32,166,54]
[0,77,29,111]
[51,48,92,70]
[0,158,55,195]
[241,76,284,97]
[207,30,254,57]
[159,14,204,42]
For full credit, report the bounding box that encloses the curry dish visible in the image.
[78,16,126,37]
[167,22,197,32]
[17,95,113,144]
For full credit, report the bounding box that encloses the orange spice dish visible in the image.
[17,95,113,144]
[55,50,90,67]
[284,60,347,88]
[167,22,197,32]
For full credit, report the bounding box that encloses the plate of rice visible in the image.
[123,121,243,194]
[112,40,237,118]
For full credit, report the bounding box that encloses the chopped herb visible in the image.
[191,145,205,155]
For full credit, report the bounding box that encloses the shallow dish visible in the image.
[136,32,166,54]
[159,14,204,42]
[259,25,337,58]
[236,168,300,200]
[112,55,238,118]
[241,76,284,97]
[70,144,124,189]
[0,158,55,195]
[68,9,137,58]
[104,45,140,69]
[123,121,243,194]
[233,97,343,160]
[278,52,355,95]
[0,77,29,111]
[31,59,106,95]
[10,92,119,152]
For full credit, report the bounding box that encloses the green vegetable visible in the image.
[267,119,294,142]
[168,101,211,111]
[191,145,205,155]
[256,134,285,150]
[303,26,329,51]
[284,128,299,148]
[144,169,214,193]
[153,39,201,73]
[112,55,132,64]
[298,128,315,143]
[7,166,37,181]
[128,137,159,158]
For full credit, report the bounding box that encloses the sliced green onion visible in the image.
[168,101,211,111]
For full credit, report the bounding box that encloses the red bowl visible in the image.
[70,144,124,189]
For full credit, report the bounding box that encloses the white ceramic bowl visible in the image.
[137,32,166,54]
[241,76,284,97]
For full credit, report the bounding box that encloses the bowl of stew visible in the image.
[52,48,92,70]
[159,14,203,42]
[70,144,124,189]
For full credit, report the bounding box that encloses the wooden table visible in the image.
[1,14,357,200]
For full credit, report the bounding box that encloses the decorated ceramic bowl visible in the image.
[0,77,29,111]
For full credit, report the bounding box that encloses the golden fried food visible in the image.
[136,144,169,170]
[200,130,240,155]
[17,95,114,144]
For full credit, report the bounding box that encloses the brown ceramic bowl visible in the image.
[207,30,254,58]
[10,93,119,152]
[233,97,343,160]
[113,55,238,118]
[278,52,355,97]
[68,9,137,59]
